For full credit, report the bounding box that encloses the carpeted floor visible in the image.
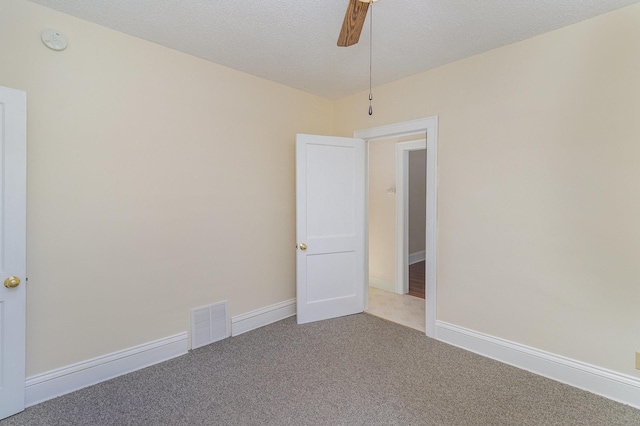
[3,314,639,425]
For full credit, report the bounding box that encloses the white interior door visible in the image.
[296,134,366,324]
[0,87,27,420]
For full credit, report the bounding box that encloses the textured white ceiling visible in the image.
[26,0,640,99]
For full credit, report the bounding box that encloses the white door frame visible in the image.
[395,139,427,295]
[354,117,438,338]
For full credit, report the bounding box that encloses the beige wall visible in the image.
[408,150,426,255]
[335,4,640,377]
[0,0,332,375]
[368,137,396,291]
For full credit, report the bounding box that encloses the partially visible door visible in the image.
[296,134,366,324]
[0,87,27,420]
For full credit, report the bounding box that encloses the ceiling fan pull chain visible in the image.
[368,2,374,115]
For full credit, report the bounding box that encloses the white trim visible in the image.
[231,298,296,337]
[363,141,370,311]
[395,139,427,295]
[436,321,640,409]
[355,116,438,338]
[25,333,188,407]
[354,117,434,141]
[408,251,426,265]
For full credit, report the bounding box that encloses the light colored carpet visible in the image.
[3,314,639,425]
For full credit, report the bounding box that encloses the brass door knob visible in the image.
[4,276,21,289]
[299,243,308,251]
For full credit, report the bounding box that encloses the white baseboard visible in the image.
[369,277,395,293]
[231,298,296,337]
[409,250,425,265]
[25,298,298,407]
[25,332,188,407]
[435,321,640,409]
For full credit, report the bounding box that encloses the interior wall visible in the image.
[0,0,332,376]
[408,150,426,256]
[368,137,397,292]
[334,4,640,377]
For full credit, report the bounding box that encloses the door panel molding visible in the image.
[296,134,366,324]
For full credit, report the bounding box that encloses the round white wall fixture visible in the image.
[41,29,68,51]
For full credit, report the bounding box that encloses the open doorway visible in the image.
[366,136,426,332]
[396,140,427,298]
[354,117,438,338]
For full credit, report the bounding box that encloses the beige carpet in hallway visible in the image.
[366,286,425,332]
